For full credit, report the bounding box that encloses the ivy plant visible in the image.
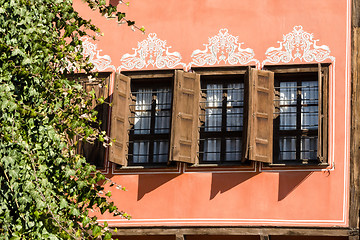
[0,0,141,239]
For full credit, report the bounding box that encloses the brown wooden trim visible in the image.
[260,235,269,240]
[126,73,174,79]
[191,66,250,75]
[121,69,176,80]
[175,234,185,240]
[110,226,358,237]
[350,0,360,232]
[194,70,247,76]
[264,63,331,73]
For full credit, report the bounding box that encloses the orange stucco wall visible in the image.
[74,0,351,227]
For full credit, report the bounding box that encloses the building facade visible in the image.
[74,0,360,239]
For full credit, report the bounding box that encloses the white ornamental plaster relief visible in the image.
[189,29,260,69]
[263,25,335,66]
[118,33,186,71]
[81,37,116,71]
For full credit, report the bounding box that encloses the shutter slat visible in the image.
[243,68,274,163]
[109,73,131,166]
[169,70,200,164]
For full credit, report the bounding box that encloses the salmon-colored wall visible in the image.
[73,0,351,227]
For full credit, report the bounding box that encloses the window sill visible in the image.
[264,162,330,169]
[185,161,256,172]
[112,162,181,174]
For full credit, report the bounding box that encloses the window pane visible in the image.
[205,108,222,131]
[280,82,297,105]
[279,136,296,161]
[225,138,241,161]
[203,138,221,161]
[155,111,171,133]
[205,84,222,132]
[280,106,296,130]
[301,136,317,160]
[279,82,297,130]
[155,88,172,134]
[227,83,243,107]
[227,108,243,131]
[227,83,243,131]
[301,81,318,130]
[153,140,169,163]
[301,81,318,105]
[133,141,149,163]
[301,106,318,130]
[134,89,152,134]
[206,84,222,108]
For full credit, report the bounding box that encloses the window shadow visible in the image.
[137,174,179,201]
[278,171,313,201]
[210,172,258,200]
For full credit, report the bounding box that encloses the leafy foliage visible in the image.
[0,0,138,239]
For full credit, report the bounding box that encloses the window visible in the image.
[128,81,172,165]
[110,70,200,167]
[267,64,329,165]
[199,75,244,164]
[108,65,329,168]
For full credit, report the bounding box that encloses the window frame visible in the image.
[190,66,253,168]
[198,74,244,164]
[128,78,173,166]
[264,63,330,167]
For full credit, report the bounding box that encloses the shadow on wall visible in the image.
[210,172,259,200]
[137,174,179,200]
[278,172,313,201]
[137,171,314,201]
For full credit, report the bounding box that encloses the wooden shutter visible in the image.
[109,73,131,166]
[71,73,110,168]
[317,64,328,162]
[243,68,274,163]
[169,70,200,164]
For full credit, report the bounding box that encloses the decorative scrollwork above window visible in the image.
[81,37,115,71]
[189,29,260,69]
[263,26,334,65]
[118,33,186,71]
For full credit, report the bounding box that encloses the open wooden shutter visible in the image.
[317,64,328,162]
[243,68,274,163]
[169,70,200,164]
[82,74,110,167]
[109,73,131,166]
[69,73,110,168]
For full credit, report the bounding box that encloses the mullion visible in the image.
[148,90,157,164]
[220,83,227,163]
[296,79,302,161]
